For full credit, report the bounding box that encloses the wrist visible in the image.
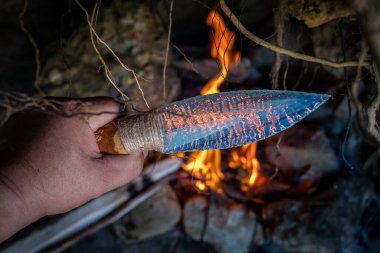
[0,173,44,242]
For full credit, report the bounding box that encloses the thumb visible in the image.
[79,97,123,131]
[95,152,146,192]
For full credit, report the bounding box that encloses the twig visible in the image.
[351,42,380,147]
[171,43,200,74]
[338,21,355,171]
[89,0,128,102]
[74,0,150,109]
[0,92,124,127]
[163,0,174,103]
[18,0,41,92]
[367,63,380,142]
[351,41,367,118]
[219,0,370,69]
[271,132,283,180]
[0,92,62,126]
[271,1,288,89]
[283,59,289,89]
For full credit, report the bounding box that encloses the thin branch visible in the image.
[271,132,283,180]
[89,0,128,102]
[351,42,380,146]
[0,92,124,127]
[271,1,288,89]
[171,43,200,74]
[219,0,370,69]
[163,0,174,103]
[351,41,367,114]
[74,0,150,108]
[18,0,41,92]
[368,63,380,142]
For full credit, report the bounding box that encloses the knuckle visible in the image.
[61,100,82,115]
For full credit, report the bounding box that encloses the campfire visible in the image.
[1,0,380,253]
[180,10,261,194]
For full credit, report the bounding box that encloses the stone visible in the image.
[262,177,378,253]
[265,125,339,175]
[38,1,180,105]
[114,185,181,243]
[183,196,259,253]
[288,0,355,28]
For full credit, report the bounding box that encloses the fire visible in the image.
[228,143,260,191]
[181,10,260,192]
[200,9,238,95]
[182,149,222,192]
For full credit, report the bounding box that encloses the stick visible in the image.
[163,0,174,103]
[219,0,370,69]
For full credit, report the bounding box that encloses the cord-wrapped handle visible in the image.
[95,113,164,155]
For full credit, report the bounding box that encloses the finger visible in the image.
[95,152,145,191]
[81,97,123,131]
[57,97,123,131]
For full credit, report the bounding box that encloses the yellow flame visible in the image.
[200,10,237,95]
[229,143,260,191]
[182,149,223,193]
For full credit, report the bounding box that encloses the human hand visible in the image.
[0,97,145,241]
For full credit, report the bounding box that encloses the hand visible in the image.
[0,97,145,241]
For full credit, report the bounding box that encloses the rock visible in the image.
[265,125,339,175]
[125,65,180,111]
[38,1,180,106]
[173,57,258,84]
[114,185,181,243]
[311,20,361,79]
[183,196,260,253]
[312,21,345,78]
[288,0,355,28]
[262,177,378,253]
[352,0,380,68]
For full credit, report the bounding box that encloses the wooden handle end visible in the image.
[95,120,127,154]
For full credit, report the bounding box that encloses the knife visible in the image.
[95,90,330,154]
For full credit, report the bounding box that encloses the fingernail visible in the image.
[143,150,148,159]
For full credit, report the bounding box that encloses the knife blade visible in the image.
[95,90,330,154]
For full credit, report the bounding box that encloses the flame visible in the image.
[181,10,260,193]
[229,143,260,191]
[182,149,223,193]
[200,10,237,95]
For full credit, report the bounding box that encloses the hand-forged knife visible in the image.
[95,90,330,154]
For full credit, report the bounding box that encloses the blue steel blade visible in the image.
[157,90,330,153]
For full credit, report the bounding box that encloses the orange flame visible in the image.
[200,10,238,95]
[229,143,260,191]
[181,10,259,193]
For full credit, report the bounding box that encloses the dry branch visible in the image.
[18,0,41,91]
[219,0,370,69]
[162,0,174,103]
[74,0,150,108]
[352,0,380,67]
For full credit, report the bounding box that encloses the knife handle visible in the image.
[95,120,128,154]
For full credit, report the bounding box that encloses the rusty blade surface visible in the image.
[157,90,330,153]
